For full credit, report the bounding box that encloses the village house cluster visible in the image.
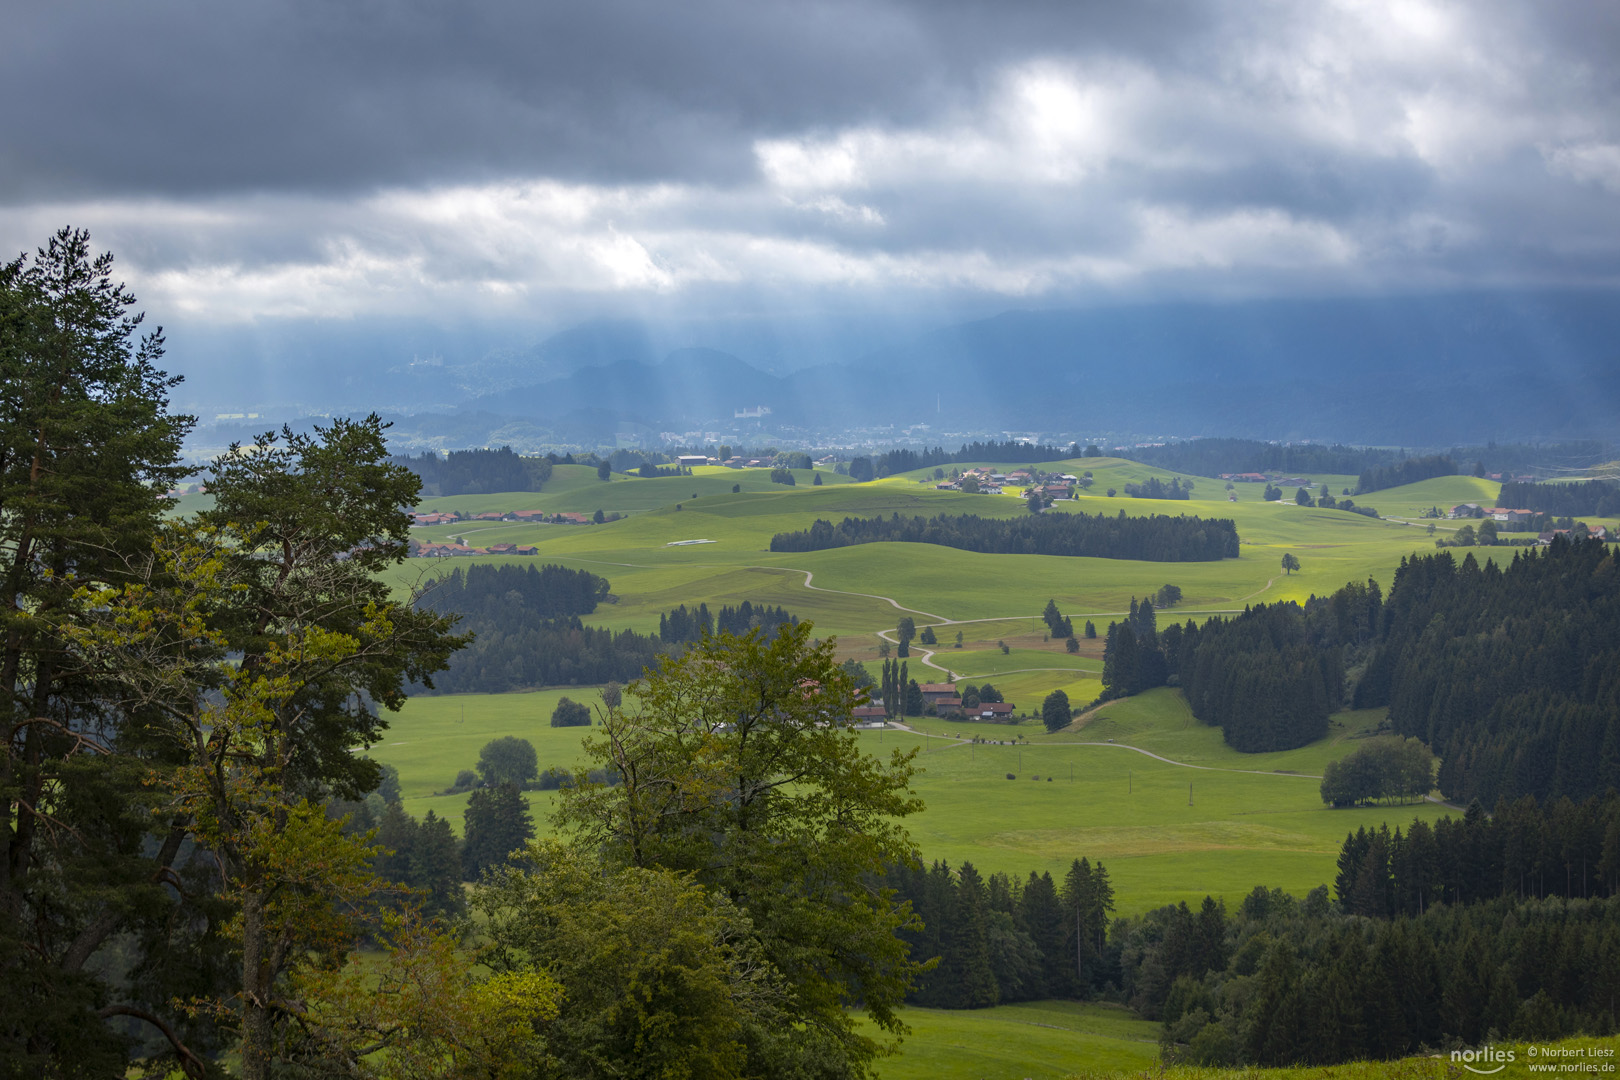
[1447,503,1612,543]
[933,466,1080,500]
[408,507,621,557]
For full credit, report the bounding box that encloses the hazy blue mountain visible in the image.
[775,292,1620,443]
[469,347,785,431]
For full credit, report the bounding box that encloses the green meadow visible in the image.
[376,684,1444,915]
[359,460,1591,1077]
[861,1001,1161,1079]
[370,459,1565,909]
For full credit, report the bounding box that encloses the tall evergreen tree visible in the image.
[940,863,1000,1008]
[462,783,535,880]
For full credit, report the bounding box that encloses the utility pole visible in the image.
[1189,782,1194,806]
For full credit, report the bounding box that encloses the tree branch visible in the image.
[97,1004,209,1079]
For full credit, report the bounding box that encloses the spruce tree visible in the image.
[942,863,1000,1008]
[462,783,535,880]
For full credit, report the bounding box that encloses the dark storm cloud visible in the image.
[2,0,1617,322]
[0,0,1212,200]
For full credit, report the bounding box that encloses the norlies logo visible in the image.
[1453,1045,1516,1075]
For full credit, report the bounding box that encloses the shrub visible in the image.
[551,697,593,727]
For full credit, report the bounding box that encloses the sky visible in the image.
[3,0,1618,343]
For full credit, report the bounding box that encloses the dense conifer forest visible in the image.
[1124,439,1404,478]
[884,802,1620,1065]
[394,445,552,496]
[414,564,807,693]
[770,510,1240,562]
[658,600,798,643]
[1354,453,1457,493]
[1102,539,1620,794]
[1358,539,1620,804]
[1499,478,1620,517]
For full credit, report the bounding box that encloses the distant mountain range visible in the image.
[177,291,1620,449]
[459,292,1620,445]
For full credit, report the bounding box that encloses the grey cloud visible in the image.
[0,0,1215,201]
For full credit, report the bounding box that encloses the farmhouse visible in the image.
[677,455,709,467]
[850,705,888,723]
[918,683,958,705]
[974,702,1015,720]
[1448,503,1482,519]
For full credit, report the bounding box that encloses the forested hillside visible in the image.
[1108,539,1620,800]
[1124,439,1402,478]
[1354,454,1456,493]
[415,565,807,693]
[882,797,1620,1066]
[771,510,1240,562]
[1498,478,1620,517]
[1358,539,1620,804]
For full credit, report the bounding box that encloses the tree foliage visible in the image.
[0,228,197,1074]
[549,697,592,728]
[1042,691,1072,733]
[1354,454,1456,494]
[393,446,550,497]
[1319,738,1434,806]
[554,622,926,1078]
[478,736,539,785]
[771,510,1240,562]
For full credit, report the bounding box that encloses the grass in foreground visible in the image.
[866,1001,1160,1080]
[1065,1033,1620,1080]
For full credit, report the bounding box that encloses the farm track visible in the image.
[889,722,1327,780]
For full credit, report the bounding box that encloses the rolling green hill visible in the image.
[367,459,1614,912]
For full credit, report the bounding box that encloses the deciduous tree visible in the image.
[555,623,926,1077]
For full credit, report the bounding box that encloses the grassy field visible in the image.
[863,1002,1161,1080]
[391,461,1538,652]
[367,459,1555,911]
[1062,1035,1620,1080]
[374,685,1444,915]
[359,462,1594,1078]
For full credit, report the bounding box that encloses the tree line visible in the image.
[1354,453,1456,493]
[883,858,1117,1007]
[864,440,1084,479]
[1124,476,1193,500]
[1122,884,1620,1067]
[1099,580,1382,752]
[770,510,1240,562]
[1123,439,1409,478]
[659,600,799,643]
[1499,478,1620,518]
[393,445,552,496]
[1335,794,1620,917]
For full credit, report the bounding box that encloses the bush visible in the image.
[551,696,593,727]
[1005,773,1016,780]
